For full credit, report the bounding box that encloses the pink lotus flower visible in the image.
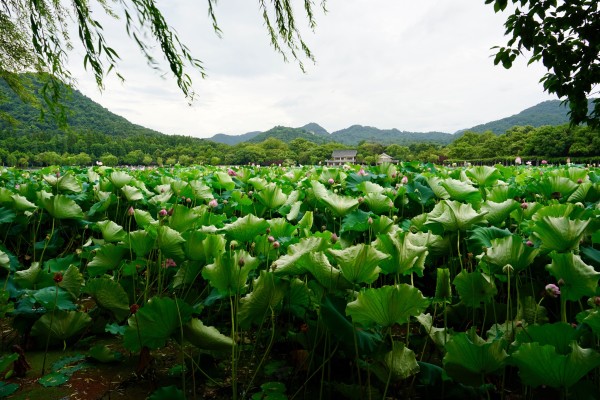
[357,169,368,176]
[164,258,177,268]
[328,178,335,185]
[515,157,522,165]
[159,208,168,217]
[227,168,237,176]
[208,199,218,208]
[541,160,548,165]
[401,176,408,184]
[128,207,135,216]
[545,283,560,298]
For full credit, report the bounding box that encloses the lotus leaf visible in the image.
[88,344,122,363]
[443,331,507,386]
[425,176,450,200]
[341,209,372,233]
[109,171,132,189]
[84,277,130,321]
[33,287,77,311]
[406,180,436,206]
[256,183,287,210]
[238,271,288,327]
[121,184,144,201]
[480,199,519,226]
[268,218,297,238]
[514,322,579,355]
[271,236,326,275]
[31,310,92,341]
[440,178,482,204]
[214,171,236,191]
[123,297,194,352]
[356,180,385,194]
[14,262,54,289]
[96,220,126,242]
[157,225,186,259]
[536,176,578,200]
[221,214,270,243]
[466,165,502,187]
[546,252,600,301]
[183,231,225,262]
[532,215,588,253]
[87,244,127,276]
[126,230,155,258]
[416,313,450,348]
[183,318,234,351]
[465,226,512,255]
[38,192,84,219]
[511,342,600,388]
[311,181,359,217]
[482,235,539,274]
[202,250,259,295]
[427,200,487,232]
[43,172,82,193]
[329,244,387,284]
[167,205,201,233]
[363,192,394,215]
[453,270,497,308]
[302,252,352,290]
[383,343,420,381]
[346,284,429,328]
[373,231,428,276]
[189,180,214,201]
[0,250,9,270]
[57,265,83,299]
[434,268,452,304]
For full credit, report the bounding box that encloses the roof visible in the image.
[331,150,357,157]
[379,153,392,158]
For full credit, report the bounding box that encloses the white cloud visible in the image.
[67,0,557,138]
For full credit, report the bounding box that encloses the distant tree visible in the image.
[488,0,600,126]
[100,153,119,167]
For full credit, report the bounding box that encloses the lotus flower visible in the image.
[545,283,560,298]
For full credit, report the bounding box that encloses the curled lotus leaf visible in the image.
[427,200,487,232]
[329,243,388,284]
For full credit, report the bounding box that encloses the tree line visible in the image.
[0,123,598,168]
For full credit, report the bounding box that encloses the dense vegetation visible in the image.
[0,162,598,399]
[1,75,598,168]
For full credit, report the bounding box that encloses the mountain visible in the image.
[329,125,454,146]
[0,73,166,139]
[210,131,261,145]
[461,100,572,134]
[247,125,331,144]
[300,122,329,136]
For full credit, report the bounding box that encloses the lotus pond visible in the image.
[0,162,599,399]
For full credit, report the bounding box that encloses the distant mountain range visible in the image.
[0,73,583,148]
[209,100,575,146]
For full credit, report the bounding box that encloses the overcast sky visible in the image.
[69,0,557,138]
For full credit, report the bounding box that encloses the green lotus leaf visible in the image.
[248,176,268,191]
[443,331,507,386]
[214,171,236,191]
[532,216,588,253]
[44,254,78,273]
[298,210,313,235]
[406,180,436,206]
[96,220,126,243]
[329,244,388,284]
[409,230,448,257]
[465,226,512,255]
[123,297,194,352]
[87,244,127,277]
[485,184,517,202]
[434,268,452,305]
[121,185,144,201]
[271,236,326,275]
[126,230,155,258]
[58,265,84,299]
[0,353,18,373]
[416,313,450,348]
[38,192,84,219]
[321,295,383,355]
[256,183,287,210]
[221,214,270,243]
[268,218,296,238]
[511,342,600,388]
[581,310,600,337]
[453,270,497,308]
[466,165,502,187]
[0,206,16,224]
[43,172,82,193]
[0,381,19,397]
[482,235,539,274]
[38,372,70,387]
[373,231,428,276]
[439,178,482,204]
[0,249,9,270]
[183,231,226,262]
[383,343,420,381]
[157,226,186,259]
[311,181,359,217]
[88,344,122,363]
[304,252,352,290]
[371,215,396,235]
[514,322,579,355]
[183,318,234,351]
[238,271,288,328]
[480,199,519,226]
[285,201,302,221]
[356,180,385,194]
[168,205,201,233]
[31,310,92,341]
[173,260,204,288]
[133,209,158,229]
[427,200,487,232]
[189,180,214,201]
[33,287,77,311]
[536,176,578,200]
[84,277,130,321]
[346,284,429,328]
[202,250,259,295]
[149,191,173,205]
[286,278,311,317]
[14,262,54,289]
[546,252,600,302]
[363,192,393,215]
[341,209,372,233]
[109,171,132,189]
[425,176,450,200]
